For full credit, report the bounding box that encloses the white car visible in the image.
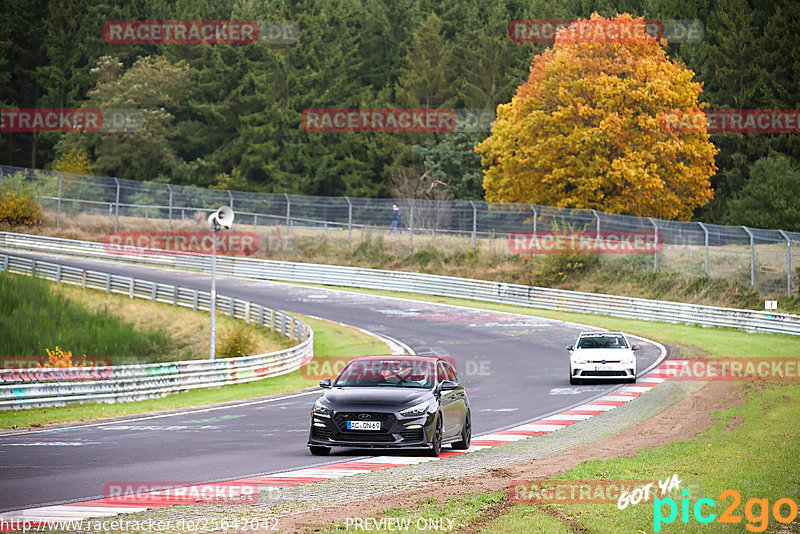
[567,331,639,385]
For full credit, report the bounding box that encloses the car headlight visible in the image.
[400,401,429,417]
[313,399,331,417]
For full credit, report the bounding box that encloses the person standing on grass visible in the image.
[390,204,403,235]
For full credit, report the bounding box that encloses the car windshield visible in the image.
[577,335,628,349]
[333,360,435,388]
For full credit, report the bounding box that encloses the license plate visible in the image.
[347,421,381,430]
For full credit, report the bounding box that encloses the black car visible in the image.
[307,355,471,457]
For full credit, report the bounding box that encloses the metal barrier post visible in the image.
[167,184,173,230]
[469,200,477,249]
[56,171,62,228]
[648,217,658,272]
[529,205,538,255]
[346,196,353,248]
[210,232,217,360]
[591,209,600,239]
[113,177,120,232]
[408,199,414,252]
[284,193,291,249]
[779,230,792,296]
[698,222,709,277]
[742,226,755,287]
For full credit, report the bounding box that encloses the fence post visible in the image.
[469,200,477,249]
[167,184,173,230]
[408,199,414,252]
[529,205,538,255]
[648,218,659,272]
[742,226,755,287]
[345,196,353,248]
[591,209,600,239]
[56,171,63,228]
[113,177,120,232]
[284,193,291,249]
[779,230,792,296]
[0,166,3,190]
[697,222,709,277]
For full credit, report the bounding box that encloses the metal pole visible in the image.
[210,231,217,360]
[167,184,173,230]
[529,205,538,255]
[284,193,291,249]
[113,177,120,232]
[779,230,792,296]
[345,196,353,249]
[408,199,414,252]
[57,171,62,229]
[591,209,600,239]
[469,200,477,249]
[0,166,3,190]
[742,226,755,287]
[698,222,709,277]
[648,217,658,272]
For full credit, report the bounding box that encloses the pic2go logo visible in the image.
[654,489,798,532]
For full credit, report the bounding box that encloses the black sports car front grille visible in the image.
[336,431,395,442]
[332,412,396,432]
[311,426,333,439]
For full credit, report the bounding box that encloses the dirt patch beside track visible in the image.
[277,380,743,533]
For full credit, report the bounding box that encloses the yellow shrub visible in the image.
[0,190,43,226]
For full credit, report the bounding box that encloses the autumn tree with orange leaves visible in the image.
[476,13,717,220]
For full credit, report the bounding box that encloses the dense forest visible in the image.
[2,0,799,229]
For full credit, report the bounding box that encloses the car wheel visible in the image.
[628,375,637,384]
[570,376,580,385]
[428,414,443,457]
[309,445,330,456]
[452,410,471,450]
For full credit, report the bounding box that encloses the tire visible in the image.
[628,375,637,384]
[570,376,580,385]
[452,410,471,450]
[428,414,443,457]
[309,445,330,456]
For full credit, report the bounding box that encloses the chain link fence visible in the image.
[1,164,798,295]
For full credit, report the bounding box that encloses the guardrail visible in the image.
[0,251,313,409]
[2,232,799,337]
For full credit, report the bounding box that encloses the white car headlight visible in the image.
[313,398,331,416]
[400,401,429,417]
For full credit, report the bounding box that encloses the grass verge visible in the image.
[0,314,389,430]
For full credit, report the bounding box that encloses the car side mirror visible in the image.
[631,345,640,351]
[439,380,458,391]
[566,345,573,352]
[319,378,332,388]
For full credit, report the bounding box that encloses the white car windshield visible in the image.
[577,335,628,349]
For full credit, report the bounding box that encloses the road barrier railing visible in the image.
[2,232,799,337]
[0,251,313,409]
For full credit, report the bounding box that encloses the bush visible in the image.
[0,189,43,226]
[531,252,601,286]
[217,321,259,359]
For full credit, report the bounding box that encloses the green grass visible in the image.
[0,314,389,429]
[0,271,173,362]
[479,381,800,533]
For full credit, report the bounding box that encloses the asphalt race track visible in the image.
[0,252,663,512]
